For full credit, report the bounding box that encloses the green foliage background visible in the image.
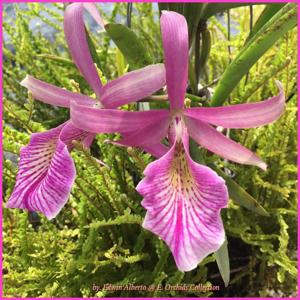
[2,2,297,297]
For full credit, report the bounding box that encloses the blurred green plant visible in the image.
[2,2,297,297]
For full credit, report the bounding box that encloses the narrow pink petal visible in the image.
[160,11,188,110]
[70,101,169,133]
[107,134,169,158]
[82,133,96,148]
[6,123,76,219]
[116,117,170,147]
[141,143,169,158]
[64,3,102,97]
[59,121,93,150]
[185,116,267,170]
[184,81,285,128]
[21,75,95,108]
[83,3,105,28]
[101,64,166,108]
[137,122,228,271]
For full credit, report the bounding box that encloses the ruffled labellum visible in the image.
[137,122,228,271]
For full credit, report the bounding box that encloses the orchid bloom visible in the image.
[70,11,285,271]
[7,3,166,219]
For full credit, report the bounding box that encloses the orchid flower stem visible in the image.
[140,95,168,102]
[186,93,206,103]
[188,57,198,94]
[194,20,201,89]
[140,93,204,103]
[203,76,221,88]
[199,27,211,78]
[127,3,132,28]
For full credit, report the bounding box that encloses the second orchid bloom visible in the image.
[7,3,165,219]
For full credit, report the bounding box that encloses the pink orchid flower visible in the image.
[70,11,285,271]
[7,3,166,219]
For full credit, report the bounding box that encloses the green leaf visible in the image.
[245,3,285,45]
[199,29,211,76]
[189,138,205,164]
[188,58,198,94]
[182,3,204,44]
[201,3,263,20]
[115,48,126,77]
[214,238,230,287]
[105,23,152,69]
[85,28,103,71]
[211,3,296,106]
[210,165,269,216]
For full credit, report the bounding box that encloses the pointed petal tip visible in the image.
[275,79,283,91]
[20,75,30,87]
[259,162,268,171]
[186,117,270,170]
[103,138,112,144]
[83,3,105,28]
[19,76,94,108]
[184,79,285,129]
[64,2,103,97]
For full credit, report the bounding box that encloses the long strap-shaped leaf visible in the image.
[214,238,230,287]
[105,23,153,69]
[244,3,285,45]
[210,164,269,217]
[211,3,296,106]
